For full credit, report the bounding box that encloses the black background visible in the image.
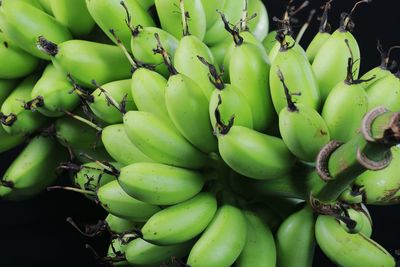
[1,0,400,266]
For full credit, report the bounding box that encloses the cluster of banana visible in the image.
[1,0,400,266]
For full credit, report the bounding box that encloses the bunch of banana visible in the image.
[2,0,400,266]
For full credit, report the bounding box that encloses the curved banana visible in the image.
[123,111,208,169]
[50,0,95,36]
[89,79,136,124]
[0,136,68,201]
[97,180,161,222]
[155,0,206,40]
[85,0,155,49]
[366,72,400,111]
[187,204,247,267]
[276,205,315,267]
[119,163,205,205]
[0,32,39,79]
[102,124,154,166]
[1,75,47,136]
[0,0,71,59]
[30,64,80,117]
[141,192,217,245]
[315,214,395,267]
[105,214,139,234]
[37,38,132,89]
[235,210,276,267]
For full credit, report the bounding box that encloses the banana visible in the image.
[0,0,71,59]
[366,72,400,112]
[0,124,24,153]
[353,146,400,205]
[50,0,95,36]
[311,1,369,101]
[141,192,217,245]
[277,69,330,162]
[321,47,368,143]
[119,162,205,205]
[276,205,315,267]
[102,124,154,166]
[89,79,137,124]
[0,32,39,79]
[1,75,47,136]
[97,180,161,222]
[155,0,206,40]
[247,0,269,42]
[30,64,80,117]
[107,238,130,267]
[269,32,320,114]
[123,111,208,169]
[201,0,225,29]
[269,35,307,63]
[339,206,372,237]
[215,121,294,180]
[315,214,395,267]
[37,38,132,89]
[0,79,18,107]
[187,204,247,267]
[235,210,276,267]
[0,136,68,201]
[305,0,332,64]
[262,30,277,54]
[105,214,139,234]
[125,238,192,266]
[85,0,155,49]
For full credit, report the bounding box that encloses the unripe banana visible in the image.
[277,69,330,162]
[30,64,80,117]
[1,75,47,136]
[187,204,247,267]
[262,30,277,55]
[235,210,276,267]
[97,180,161,222]
[107,238,130,267]
[102,124,154,166]
[0,79,18,104]
[0,125,24,153]
[0,32,39,79]
[123,111,208,169]
[354,146,400,205]
[276,205,315,267]
[270,36,320,114]
[85,0,155,49]
[50,0,95,36]
[89,79,137,124]
[37,38,132,89]
[118,163,205,205]
[269,34,307,63]
[125,238,192,266]
[366,72,400,111]
[200,0,225,29]
[339,206,372,237]
[216,124,294,180]
[141,192,217,245]
[306,32,330,64]
[315,214,395,267]
[0,136,68,201]
[105,214,139,234]
[155,0,206,40]
[0,0,71,59]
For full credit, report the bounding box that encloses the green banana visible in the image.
[0,136,68,201]
[0,124,24,153]
[1,75,47,136]
[311,2,368,101]
[85,0,155,49]
[277,69,330,162]
[276,205,315,267]
[123,111,208,169]
[102,124,154,166]
[262,30,277,54]
[187,204,247,267]
[321,51,368,143]
[141,192,217,245]
[155,0,206,40]
[89,79,136,124]
[201,0,225,29]
[118,163,205,205]
[247,0,269,42]
[0,79,18,106]
[215,118,294,180]
[97,180,161,222]
[105,213,139,234]
[353,146,400,205]
[107,238,130,267]
[338,206,372,237]
[366,72,400,112]
[50,0,95,36]
[0,0,71,59]
[125,238,192,266]
[269,33,320,114]
[235,210,276,267]
[315,214,395,267]
[269,34,307,63]
[0,32,39,79]
[30,64,80,117]
[305,0,332,64]
[37,38,132,89]
[209,37,231,67]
